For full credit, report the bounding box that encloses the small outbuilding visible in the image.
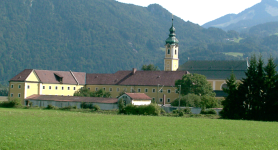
[25,95,118,110]
[118,93,152,106]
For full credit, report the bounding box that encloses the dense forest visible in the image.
[1,0,278,85]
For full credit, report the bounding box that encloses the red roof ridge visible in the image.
[125,93,152,100]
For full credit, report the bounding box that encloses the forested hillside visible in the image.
[0,0,239,85]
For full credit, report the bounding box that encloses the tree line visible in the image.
[221,56,278,121]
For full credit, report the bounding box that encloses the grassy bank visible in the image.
[0,108,277,149]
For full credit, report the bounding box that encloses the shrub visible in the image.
[160,108,166,114]
[46,105,58,110]
[171,94,201,107]
[122,104,161,116]
[200,109,217,115]
[118,99,125,113]
[183,108,192,114]
[0,98,22,108]
[60,106,73,110]
[80,102,93,109]
[172,109,179,114]
[200,96,218,109]
[179,111,184,116]
[93,105,100,111]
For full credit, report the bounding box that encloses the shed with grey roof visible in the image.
[25,95,118,110]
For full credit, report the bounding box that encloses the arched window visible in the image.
[221,84,228,90]
[175,49,177,55]
[168,49,170,54]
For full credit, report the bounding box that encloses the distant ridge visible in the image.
[203,0,278,31]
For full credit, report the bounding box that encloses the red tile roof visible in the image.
[9,69,33,82]
[35,70,77,84]
[10,69,86,85]
[125,93,151,100]
[26,95,118,104]
[86,70,188,86]
[72,72,86,85]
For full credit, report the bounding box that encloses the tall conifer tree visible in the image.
[240,55,258,119]
[264,57,278,120]
[221,72,244,119]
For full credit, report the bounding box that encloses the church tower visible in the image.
[164,16,179,71]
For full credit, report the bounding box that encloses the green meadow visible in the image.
[0,108,277,150]
[233,37,244,43]
[223,52,244,57]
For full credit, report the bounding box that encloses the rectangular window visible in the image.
[117,88,119,92]
[27,85,30,89]
[88,87,90,90]
[110,88,113,92]
[160,89,163,93]
[168,89,171,93]
[18,93,21,98]
[18,85,21,89]
[43,86,45,89]
[62,87,64,90]
[145,89,148,93]
[55,86,58,90]
[49,86,51,90]
[95,88,98,91]
[138,89,141,92]
[103,88,106,91]
[130,88,133,92]
[152,98,155,101]
[152,89,156,93]
[10,93,13,97]
[73,87,76,90]
[68,87,70,90]
[176,89,179,93]
[167,98,171,103]
[11,84,14,88]
[160,98,163,102]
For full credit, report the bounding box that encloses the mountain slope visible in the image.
[0,0,236,84]
[203,0,278,31]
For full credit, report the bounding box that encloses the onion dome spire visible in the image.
[166,15,179,45]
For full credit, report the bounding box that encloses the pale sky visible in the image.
[116,0,262,25]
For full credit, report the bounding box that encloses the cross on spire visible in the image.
[172,14,174,26]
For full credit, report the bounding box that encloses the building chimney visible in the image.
[163,94,166,106]
[132,68,137,75]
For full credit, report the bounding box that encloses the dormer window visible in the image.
[54,73,63,83]
[168,49,170,54]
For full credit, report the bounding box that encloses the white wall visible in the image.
[132,100,151,106]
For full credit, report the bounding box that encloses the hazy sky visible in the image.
[116,0,262,25]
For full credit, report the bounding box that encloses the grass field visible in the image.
[223,52,244,57]
[233,37,244,43]
[0,108,277,150]
[0,96,8,102]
